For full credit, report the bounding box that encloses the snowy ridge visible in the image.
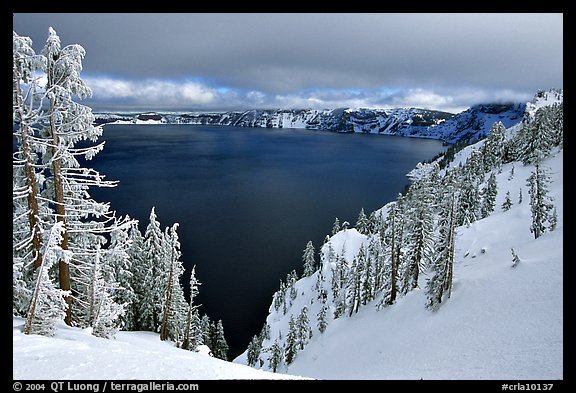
[94,104,528,144]
[233,90,563,379]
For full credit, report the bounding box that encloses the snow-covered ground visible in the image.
[284,152,563,379]
[12,317,307,380]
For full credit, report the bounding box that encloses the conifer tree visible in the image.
[246,334,263,367]
[502,191,513,211]
[211,320,229,360]
[426,191,459,311]
[480,172,498,219]
[355,208,369,234]
[182,266,201,351]
[284,315,298,364]
[527,165,554,239]
[24,223,70,336]
[331,217,340,235]
[268,339,283,372]
[302,241,316,277]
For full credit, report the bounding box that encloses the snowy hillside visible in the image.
[12,317,306,380]
[233,90,563,379]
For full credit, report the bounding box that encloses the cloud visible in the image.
[84,76,217,110]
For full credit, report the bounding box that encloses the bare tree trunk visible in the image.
[159,246,175,341]
[48,96,72,326]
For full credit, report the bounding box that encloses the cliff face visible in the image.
[95,102,526,144]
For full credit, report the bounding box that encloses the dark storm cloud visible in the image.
[13,13,563,112]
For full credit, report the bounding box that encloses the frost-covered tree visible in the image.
[402,165,436,292]
[24,223,70,336]
[268,338,284,372]
[88,245,125,339]
[317,304,328,334]
[296,306,311,350]
[139,207,166,331]
[14,28,134,331]
[125,220,147,330]
[284,315,298,364]
[355,208,369,235]
[480,172,498,219]
[502,191,513,212]
[426,191,459,311]
[246,334,263,367]
[160,223,187,343]
[182,266,201,351]
[518,107,556,165]
[211,320,229,360]
[302,240,316,277]
[527,165,555,239]
[331,217,341,235]
[482,121,506,171]
[13,31,46,276]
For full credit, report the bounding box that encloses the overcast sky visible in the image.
[13,13,563,113]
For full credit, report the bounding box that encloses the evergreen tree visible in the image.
[302,241,316,277]
[480,172,498,219]
[246,334,262,367]
[355,208,369,235]
[426,191,459,311]
[211,320,229,360]
[139,207,166,331]
[502,191,513,211]
[126,221,147,330]
[24,223,70,336]
[296,306,311,350]
[200,315,213,349]
[268,339,284,372]
[482,121,506,171]
[284,315,298,364]
[510,248,521,268]
[317,304,328,334]
[527,165,554,239]
[518,107,556,165]
[331,217,340,235]
[182,266,202,351]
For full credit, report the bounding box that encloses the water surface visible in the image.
[90,124,445,357]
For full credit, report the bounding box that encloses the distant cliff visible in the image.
[95,103,526,144]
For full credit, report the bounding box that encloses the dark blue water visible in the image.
[89,124,445,357]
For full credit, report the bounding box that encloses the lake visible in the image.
[89,124,445,357]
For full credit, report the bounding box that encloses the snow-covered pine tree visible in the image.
[518,106,556,165]
[200,314,213,349]
[211,320,229,360]
[302,240,316,277]
[527,164,555,239]
[480,172,498,219]
[13,31,46,277]
[104,218,135,331]
[139,207,166,331]
[268,338,284,372]
[402,164,436,292]
[296,306,311,350]
[317,303,328,334]
[160,223,188,344]
[125,220,147,330]
[89,245,125,339]
[331,217,341,235]
[482,121,506,171]
[182,266,202,351]
[355,208,369,235]
[19,27,134,330]
[502,191,513,212]
[24,222,70,336]
[246,334,263,367]
[426,190,459,311]
[284,315,298,364]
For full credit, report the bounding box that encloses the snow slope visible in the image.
[287,152,563,379]
[236,149,563,380]
[234,91,563,379]
[12,317,307,380]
